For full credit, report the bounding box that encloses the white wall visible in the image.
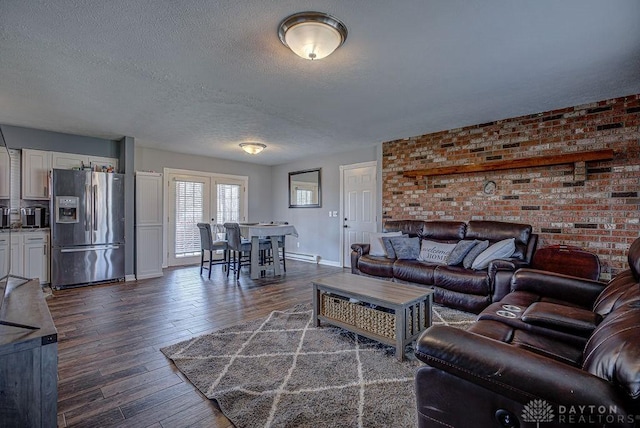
[135,146,274,221]
[135,144,379,267]
[271,145,378,266]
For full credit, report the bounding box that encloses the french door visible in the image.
[167,171,246,266]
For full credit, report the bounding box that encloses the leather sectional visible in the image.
[351,220,538,313]
[414,236,640,428]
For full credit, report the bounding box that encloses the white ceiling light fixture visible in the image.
[239,142,267,155]
[278,12,348,60]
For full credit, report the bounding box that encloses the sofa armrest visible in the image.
[350,243,370,274]
[350,243,370,256]
[415,325,629,409]
[521,302,601,336]
[511,268,606,308]
[488,258,530,302]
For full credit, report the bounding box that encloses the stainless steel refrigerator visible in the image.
[50,169,125,288]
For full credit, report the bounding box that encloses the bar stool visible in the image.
[196,223,228,279]
[223,222,271,280]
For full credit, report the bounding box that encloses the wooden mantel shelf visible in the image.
[403,149,614,178]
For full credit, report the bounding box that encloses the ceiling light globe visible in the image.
[285,22,342,60]
[278,12,347,61]
[239,143,266,155]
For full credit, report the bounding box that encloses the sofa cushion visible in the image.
[383,220,425,237]
[446,240,479,266]
[434,265,491,295]
[368,231,402,256]
[466,221,532,260]
[462,240,489,269]
[417,240,456,264]
[471,238,516,270]
[387,236,421,260]
[393,259,437,285]
[583,301,640,399]
[356,255,395,278]
[419,221,466,241]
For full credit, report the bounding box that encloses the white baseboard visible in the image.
[319,259,342,267]
[125,274,137,282]
[285,253,342,267]
[285,252,319,263]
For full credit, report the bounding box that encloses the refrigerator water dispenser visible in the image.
[56,196,79,223]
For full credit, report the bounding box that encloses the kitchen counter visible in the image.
[0,227,50,233]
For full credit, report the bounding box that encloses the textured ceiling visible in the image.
[1,0,639,166]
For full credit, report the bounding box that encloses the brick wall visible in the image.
[382,94,640,278]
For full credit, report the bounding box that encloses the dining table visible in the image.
[238,223,299,279]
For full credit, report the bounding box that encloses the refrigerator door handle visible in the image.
[93,184,98,231]
[85,184,91,231]
[60,245,121,253]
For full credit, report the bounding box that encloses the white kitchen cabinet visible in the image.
[135,172,163,279]
[51,152,86,170]
[0,149,10,199]
[23,231,49,284]
[0,231,49,284]
[22,149,51,200]
[0,234,8,278]
[88,155,118,172]
[10,234,21,277]
[52,152,118,172]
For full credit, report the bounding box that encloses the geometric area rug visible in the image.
[161,303,476,428]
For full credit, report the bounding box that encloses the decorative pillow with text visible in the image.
[417,240,457,264]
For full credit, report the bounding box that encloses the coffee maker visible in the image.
[0,206,9,229]
[20,206,49,228]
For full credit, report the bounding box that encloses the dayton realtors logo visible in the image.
[521,399,636,426]
[522,399,554,427]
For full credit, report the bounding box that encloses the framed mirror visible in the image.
[289,168,321,208]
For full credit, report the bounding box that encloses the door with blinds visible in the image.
[167,172,246,266]
[168,174,210,266]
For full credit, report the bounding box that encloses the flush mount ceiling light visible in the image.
[239,142,266,155]
[278,12,348,60]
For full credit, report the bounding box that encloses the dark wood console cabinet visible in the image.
[0,278,57,427]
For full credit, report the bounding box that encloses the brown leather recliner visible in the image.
[414,237,640,428]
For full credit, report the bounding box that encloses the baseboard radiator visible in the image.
[285,252,319,264]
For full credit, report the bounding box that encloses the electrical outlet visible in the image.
[332,211,338,217]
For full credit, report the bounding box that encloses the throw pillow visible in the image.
[417,239,457,264]
[381,235,406,259]
[369,231,403,257]
[387,236,421,260]
[471,238,517,270]
[462,240,490,269]
[446,240,480,266]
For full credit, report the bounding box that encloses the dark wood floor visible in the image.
[47,261,344,427]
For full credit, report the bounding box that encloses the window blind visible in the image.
[216,183,240,225]
[174,179,204,257]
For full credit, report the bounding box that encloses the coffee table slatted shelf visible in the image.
[312,272,434,360]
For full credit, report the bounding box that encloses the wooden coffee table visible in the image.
[312,272,433,360]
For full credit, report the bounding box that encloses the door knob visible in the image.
[343,225,348,228]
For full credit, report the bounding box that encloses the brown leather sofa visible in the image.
[351,220,538,313]
[414,237,640,428]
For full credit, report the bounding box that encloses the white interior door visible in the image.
[168,174,210,266]
[342,162,377,268]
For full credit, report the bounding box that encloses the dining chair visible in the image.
[223,222,271,280]
[196,223,228,279]
[270,221,288,272]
